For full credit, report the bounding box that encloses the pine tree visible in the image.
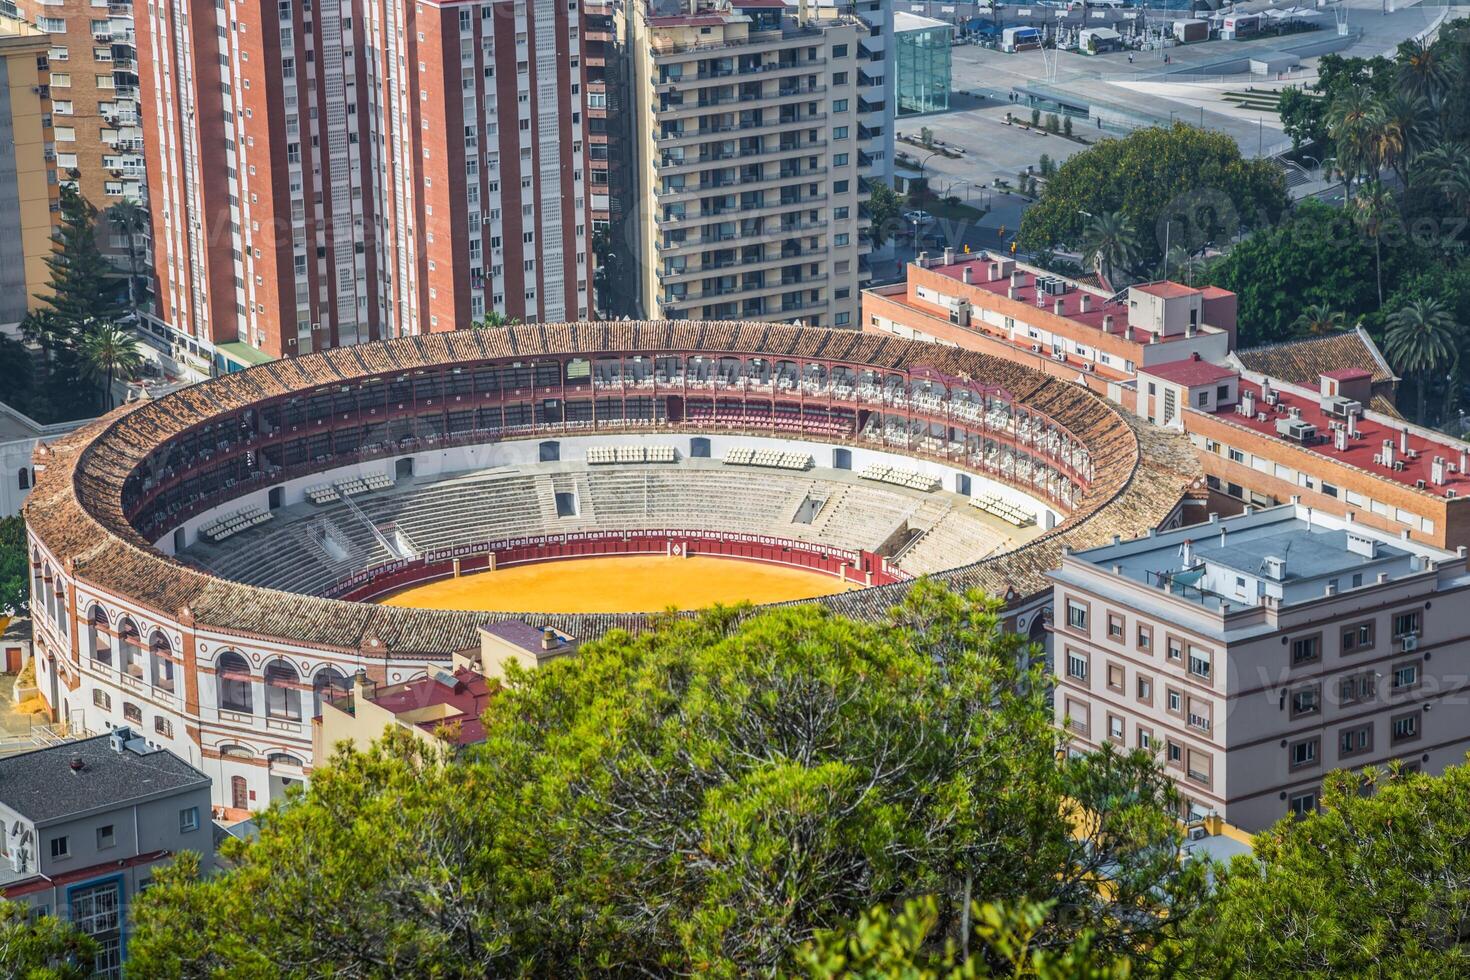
[36,181,126,338]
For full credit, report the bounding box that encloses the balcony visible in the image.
[656,56,828,89]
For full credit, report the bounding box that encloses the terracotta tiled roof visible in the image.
[1231,327,1397,389]
[25,321,1200,654]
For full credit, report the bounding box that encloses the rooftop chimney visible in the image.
[943,246,955,265]
[1053,298,1065,315]
[1008,286,1020,300]
[1102,314,1115,333]
[1400,428,1411,453]
[69,757,84,773]
[1010,270,1025,288]
[541,627,559,652]
[109,728,131,753]
[1461,449,1468,473]
[916,251,928,268]
[1181,538,1194,567]
[988,262,1002,281]
[961,266,973,284]
[1150,330,1160,344]
[1432,456,1446,485]
[1080,294,1093,313]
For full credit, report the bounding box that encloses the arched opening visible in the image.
[538,440,560,462]
[230,775,249,811]
[17,468,28,491]
[87,606,111,666]
[264,659,303,721]
[216,652,253,714]
[149,631,176,693]
[311,667,351,718]
[117,618,143,679]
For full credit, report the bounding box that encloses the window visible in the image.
[1290,737,1320,770]
[92,689,111,710]
[1065,697,1089,736]
[1187,696,1211,733]
[1187,646,1211,680]
[1393,610,1421,638]
[1339,671,1375,705]
[50,835,69,859]
[1107,613,1124,641]
[1107,713,1124,740]
[1136,624,1152,652]
[179,807,201,833]
[1289,791,1318,818]
[1066,599,1088,632]
[1166,635,1183,662]
[154,716,173,738]
[1166,740,1183,768]
[1186,748,1211,786]
[1065,650,1087,682]
[1391,712,1420,744]
[833,126,848,139]
[1166,688,1182,716]
[96,825,115,849]
[1106,663,1124,693]
[833,98,848,112]
[122,702,142,724]
[1290,685,1321,719]
[1136,674,1153,705]
[1392,661,1421,691]
[1339,723,1372,758]
[1291,634,1321,666]
[70,879,121,978]
[1137,727,1153,749]
[1341,621,1374,654]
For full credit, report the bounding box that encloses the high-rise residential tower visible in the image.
[622,0,892,329]
[138,0,602,367]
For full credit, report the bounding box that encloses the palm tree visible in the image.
[106,201,148,324]
[1080,211,1139,289]
[1397,38,1451,109]
[1350,181,1397,309]
[1291,304,1348,337]
[472,311,522,330]
[1368,93,1437,183]
[1416,142,1470,225]
[1384,298,1461,425]
[78,321,143,411]
[1327,89,1377,190]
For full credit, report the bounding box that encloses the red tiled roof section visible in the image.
[1142,356,1238,387]
[1232,329,1397,387]
[22,321,1201,652]
[1212,379,1470,494]
[1323,368,1372,382]
[1132,281,1196,299]
[366,667,497,746]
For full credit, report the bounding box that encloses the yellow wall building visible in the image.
[0,16,56,327]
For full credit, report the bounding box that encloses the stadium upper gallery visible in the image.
[23,321,1201,806]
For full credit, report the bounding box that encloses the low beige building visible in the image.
[1051,502,1470,832]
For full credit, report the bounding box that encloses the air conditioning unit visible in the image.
[1402,634,1418,652]
[1188,825,1207,841]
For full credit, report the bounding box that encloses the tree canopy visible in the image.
[1017,124,1287,274]
[125,584,1208,978]
[0,900,95,980]
[0,516,28,615]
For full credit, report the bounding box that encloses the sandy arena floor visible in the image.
[379,555,860,614]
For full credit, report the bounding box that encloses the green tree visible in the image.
[1327,87,1378,189]
[1351,179,1400,308]
[794,898,1131,979]
[78,322,143,411]
[1396,37,1453,108]
[1204,201,1385,346]
[1182,763,1470,977]
[126,586,1209,976]
[472,310,521,329]
[1277,86,1327,150]
[1017,124,1286,270]
[0,516,27,615]
[0,899,96,979]
[1290,303,1348,336]
[1384,297,1462,424]
[1081,212,1139,288]
[36,183,125,339]
[865,179,904,249]
[1368,92,1437,183]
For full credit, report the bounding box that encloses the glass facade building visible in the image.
[895,14,952,115]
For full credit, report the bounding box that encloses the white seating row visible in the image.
[859,464,940,493]
[306,484,341,504]
[724,448,812,470]
[970,493,1034,527]
[587,445,678,465]
[202,505,272,542]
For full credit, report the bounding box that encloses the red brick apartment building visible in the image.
[862,251,1238,413]
[1139,357,1470,552]
[138,0,607,366]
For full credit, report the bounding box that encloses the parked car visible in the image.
[903,209,933,224]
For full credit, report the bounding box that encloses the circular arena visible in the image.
[22,321,1200,809]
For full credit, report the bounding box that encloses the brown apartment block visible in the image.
[1053,503,1470,831]
[15,0,143,258]
[138,0,604,367]
[862,251,1237,414]
[0,15,57,329]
